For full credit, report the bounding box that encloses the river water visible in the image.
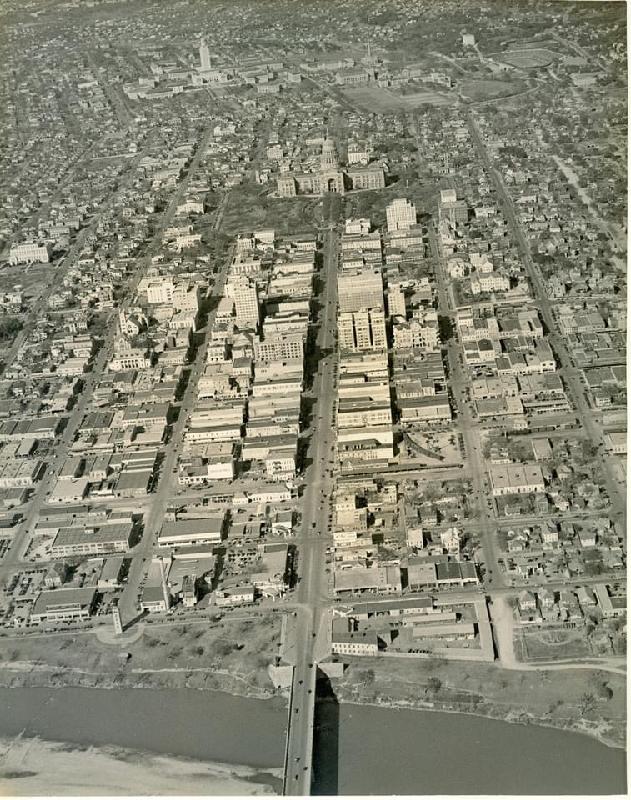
[331,702,626,795]
[0,688,626,795]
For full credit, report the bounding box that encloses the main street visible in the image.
[283,203,340,796]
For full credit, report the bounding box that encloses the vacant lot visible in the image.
[515,628,594,661]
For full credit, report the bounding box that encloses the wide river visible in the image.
[0,687,626,795]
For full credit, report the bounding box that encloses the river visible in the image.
[0,688,626,795]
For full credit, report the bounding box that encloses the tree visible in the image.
[438,314,454,343]
[427,677,442,692]
[0,317,22,341]
[579,692,596,715]
[359,668,375,686]
[215,640,235,657]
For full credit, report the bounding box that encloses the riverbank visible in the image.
[0,622,625,751]
[0,735,282,796]
[332,656,626,750]
[337,693,623,751]
[0,660,277,699]
[0,615,281,698]
[0,656,625,752]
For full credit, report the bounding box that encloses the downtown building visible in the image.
[386,198,417,233]
[277,136,385,197]
[335,265,394,470]
[337,269,387,353]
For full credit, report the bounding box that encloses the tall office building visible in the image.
[338,269,384,314]
[386,198,417,233]
[337,267,386,353]
[146,276,174,305]
[199,39,210,70]
[254,334,303,363]
[338,308,387,352]
[387,283,407,318]
[225,277,260,330]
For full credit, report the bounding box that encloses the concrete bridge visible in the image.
[279,608,331,795]
[282,662,318,795]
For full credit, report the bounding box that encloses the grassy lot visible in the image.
[0,614,283,696]
[344,183,437,228]
[516,628,593,661]
[459,79,528,102]
[500,49,556,69]
[222,184,322,237]
[334,656,626,748]
[343,86,454,113]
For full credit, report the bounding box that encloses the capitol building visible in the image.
[277,136,385,197]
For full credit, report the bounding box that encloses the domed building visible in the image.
[320,136,339,170]
[277,135,385,198]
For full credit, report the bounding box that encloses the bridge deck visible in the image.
[283,663,317,795]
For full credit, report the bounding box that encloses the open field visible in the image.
[334,657,626,748]
[400,429,464,466]
[515,628,594,662]
[0,614,282,695]
[502,39,561,51]
[222,185,322,236]
[500,49,557,68]
[343,86,454,112]
[459,78,528,102]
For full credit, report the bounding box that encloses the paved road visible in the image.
[0,139,160,576]
[0,129,153,372]
[118,183,232,624]
[284,207,340,797]
[425,220,504,589]
[466,110,626,530]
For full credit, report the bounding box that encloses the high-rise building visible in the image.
[337,268,386,352]
[225,277,260,330]
[386,198,417,233]
[338,308,387,352]
[387,283,407,318]
[338,269,384,314]
[199,39,210,70]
